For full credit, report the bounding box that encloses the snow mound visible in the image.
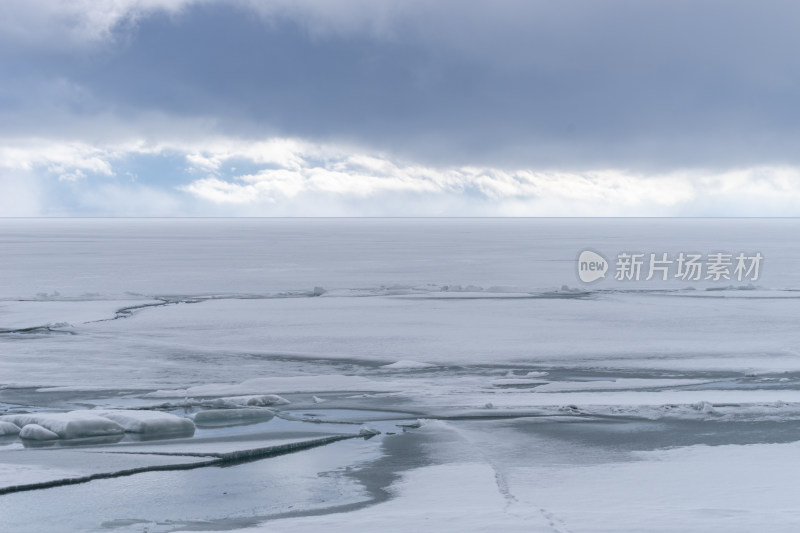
[191,408,275,426]
[525,371,549,378]
[2,412,124,439]
[210,394,290,408]
[19,424,59,441]
[0,421,21,436]
[492,378,548,386]
[143,394,290,410]
[381,360,437,370]
[311,286,326,296]
[693,401,717,414]
[415,419,453,431]
[359,426,381,437]
[92,410,195,435]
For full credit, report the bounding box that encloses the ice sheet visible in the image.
[0,448,207,491]
[507,442,800,532]
[0,299,161,331]
[223,463,556,533]
[2,219,800,532]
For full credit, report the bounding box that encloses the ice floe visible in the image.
[532,378,712,392]
[0,421,20,436]
[0,410,199,439]
[144,394,290,410]
[358,426,380,437]
[1,412,125,439]
[524,371,549,378]
[91,410,195,434]
[191,408,275,426]
[381,360,437,370]
[147,376,391,397]
[19,424,59,441]
[215,395,290,407]
[491,378,549,386]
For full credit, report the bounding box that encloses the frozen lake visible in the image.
[1,218,800,532]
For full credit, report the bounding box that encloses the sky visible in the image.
[1,0,800,216]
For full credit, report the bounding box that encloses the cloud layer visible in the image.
[2,1,800,215]
[2,136,798,216]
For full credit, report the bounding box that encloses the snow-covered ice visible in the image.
[1,412,125,440]
[381,360,438,369]
[18,424,59,441]
[221,463,558,533]
[0,422,20,436]
[91,410,195,435]
[3,219,800,532]
[191,408,275,426]
[147,375,393,398]
[531,378,714,392]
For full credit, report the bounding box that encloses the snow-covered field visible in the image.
[1,218,800,531]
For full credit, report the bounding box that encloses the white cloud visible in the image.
[0,0,201,47]
[184,138,310,174]
[180,159,698,214]
[174,141,800,216]
[0,139,116,181]
[176,141,697,212]
[3,134,800,216]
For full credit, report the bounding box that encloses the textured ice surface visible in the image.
[0,447,209,490]
[91,410,195,434]
[191,408,275,426]
[0,299,161,331]
[2,412,125,439]
[18,424,58,441]
[147,376,393,398]
[2,219,800,532]
[0,422,20,436]
[229,463,556,533]
[381,360,438,369]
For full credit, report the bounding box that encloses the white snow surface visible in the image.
[201,463,554,533]
[508,442,800,532]
[18,424,59,441]
[90,410,195,434]
[0,421,20,436]
[0,299,160,330]
[2,410,195,438]
[0,449,207,491]
[532,378,713,392]
[3,220,800,532]
[2,219,800,390]
[147,376,393,398]
[1,412,124,439]
[381,360,437,369]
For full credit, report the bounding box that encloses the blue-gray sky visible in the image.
[2,0,800,215]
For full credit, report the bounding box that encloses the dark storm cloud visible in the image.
[3,0,800,171]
